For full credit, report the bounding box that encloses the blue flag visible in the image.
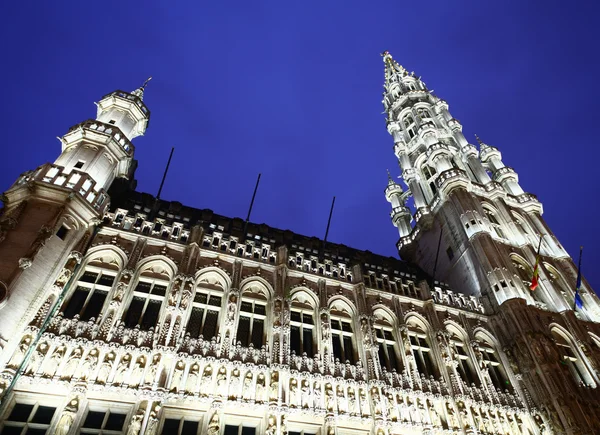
[574,246,584,310]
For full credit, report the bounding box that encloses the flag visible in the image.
[529,236,543,291]
[574,246,584,310]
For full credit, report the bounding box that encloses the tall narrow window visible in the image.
[330,308,355,364]
[124,278,167,329]
[187,287,222,339]
[290,299,316,357]
[484,208,506,239]
[374,320,401,373]
[552,329,594,386]
[408,321,435,377]
[402,113,416,138]
[477,337,510,390]
[81,408,128,433]
[63,267,116,321]
[422,165,437,195]
[236,292,267,348]
[447,331,479,385]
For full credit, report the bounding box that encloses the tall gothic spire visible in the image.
[382,50,409,86]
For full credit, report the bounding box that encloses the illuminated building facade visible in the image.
[0,53,599,434]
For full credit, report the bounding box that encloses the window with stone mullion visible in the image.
[480,345,509,390]
[186,288,222,339]
[2,402,56,433]
[449,336,478,386]
[62,268,115,320]
[290,307,315,357]
[330,317,355,364]
[409,329,435,377]
[123,279,167,329]
[236,299,266,348]
[375,326,400,372]
[160,417,201,434]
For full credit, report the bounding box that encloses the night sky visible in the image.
[1,1,598,291]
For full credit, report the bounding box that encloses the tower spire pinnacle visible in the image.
[131,76,152,101]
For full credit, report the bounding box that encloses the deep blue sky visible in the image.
[1,1,598,291]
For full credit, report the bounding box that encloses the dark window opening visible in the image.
[56,225,69,240]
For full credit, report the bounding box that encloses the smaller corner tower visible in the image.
[0,80,151,352]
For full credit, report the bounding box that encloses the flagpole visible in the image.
[574,246,584,311]
[529,234,543,291]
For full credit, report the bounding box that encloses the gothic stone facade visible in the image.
[0,55,600,435]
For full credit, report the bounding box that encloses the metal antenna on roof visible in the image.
[242,173,262,241]
[157,147,175,200]
[322,196,336,255]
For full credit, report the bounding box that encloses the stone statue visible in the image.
[55,398,78,435]
[216,366,228,397]
[185,363,199,394]
[25,342,48,376]
[226,294,237,325]
[144,354,161,385]
[112,353,131,386]
[242,371,253,401]
[337,384,347,413]
[229,368,241,399]
[313,381,322,409]
[256,372,266,402]
[387,393,398,421]
[8,336,31,368]
[76,348,99,381]
[43,345,65,378]
[359,388,369,417]
[446,402,458,428]
[207,413,220,435]
[268,372,278,402]
[129,355,146,388]
[199,365,213,397]
[127,409,144,435]
[325,384,335,412]
[96,352,115,385]
[301,379,310,409]
[289,378,298,407]
[180,288,192,309]
[347,387,357,415]
[61,347,83,380]
[265,415,277,435]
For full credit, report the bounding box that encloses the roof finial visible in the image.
[474,134,484,146]
[131,77,152,101]
[387,168,393,183]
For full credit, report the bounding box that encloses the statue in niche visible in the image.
[226,294,237,325]
[25,342,48,376]
[43,345,65,378]
[129,355,146,388]
[336,384,347,413]
[8,336,32,368]
[242,371,254,401]
[347,387,357,415]
[408,397,419,423]
[76,348,99,381]
[418,399,429,424]
[229,368,241,399]
[55,398,78,435]
[446,402,458,428]
[399,396,410,422]
[144,354,161,385]
[256,372,266,402]
[207,413,220,435]
[428,400,441,427]
[321,314,331,342]
[273,300,282,327]
[96,352,115,385]
[145,407,160,435]
[170,360,185,392]
[186,363,200,394]
[265,415,277,435]
[301,379,310,408]
[268,371,278,402]
[371,387,382,416]
[112,353,131,386]
[359,388,369,417]
[180,287,192,309]
[324,383,335,412]
[113,282,126,303]
[200,365,213,397]
[289,378,298,407]
[168,286,178,306]
[312,381,322,409]
[61,347,83,380]
[216,366,228,397]
[360,318,372,346]
[387,393,398,421]
[127,408,144,435]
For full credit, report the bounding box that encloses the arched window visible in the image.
[236,286,268,348]
[483,207,506,239]
[373,311,401,373]
[290,292,317,357]
[447,328,478,385]
[512,213,532,239]
[402,113,416,139]
[124,264,170,329]
[62,254,119,321]
[552,329,594,386]
[416,107,432,120]
[186,284,223,340]
[407,319,435,377]
[544,264,573,307]
[330,302,355,364]
[422,164,437,195]
[475,334,510,390]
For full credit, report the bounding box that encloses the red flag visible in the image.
[530,236,543,291]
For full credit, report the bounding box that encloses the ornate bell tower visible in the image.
[381,51,600,319]
[0,81,151,350]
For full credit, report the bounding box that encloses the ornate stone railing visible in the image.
[431,287,485,314]
[101,90,150,116]
[289,251,353,282]
[67,119,134,155]
[104,209,191,243]
[12,163,109,214]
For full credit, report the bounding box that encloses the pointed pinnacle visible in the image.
[387,169,393,182]
[474,134,484,146]
[142,76,152,89]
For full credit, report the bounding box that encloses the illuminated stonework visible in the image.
[0,57,599,434]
